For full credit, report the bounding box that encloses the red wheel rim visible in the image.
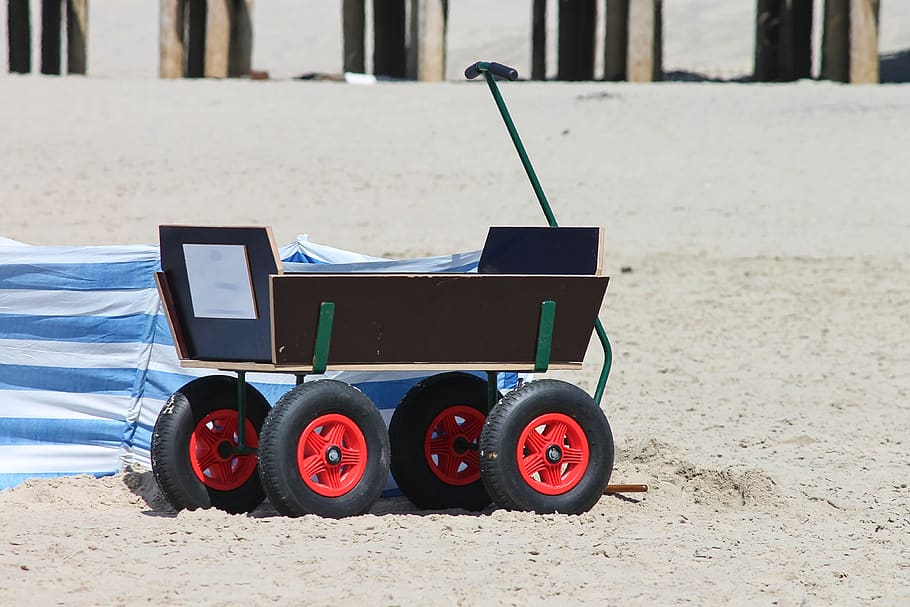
[424,405,485,486]
[189,409,259,491]
[516,413,590,496]
[297,414,368,498]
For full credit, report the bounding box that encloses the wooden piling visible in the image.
[205,0,231,78]
[374,0,406,78]
[8,0,32,73]
[160,0,185,78]
[342,0,366,74]
[531,0,546,80]
[849,0,879,84]
[821,0,849,81]
[66,0,88,75]
[604,0,629,81]
[558,0,597,81]
[781,0,813,80]
[821,0,879,83]
[186,0,206,77]
[408,0,447,81]
[754,0,781,81]
[627,0,662,82]
[229,0,254,77]
[41,0,62,75]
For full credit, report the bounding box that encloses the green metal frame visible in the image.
[233,371,256,455]
[312,301,336,374]
[534,300,556,372]
[476,62,613,405]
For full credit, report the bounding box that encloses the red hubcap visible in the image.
[189,409,259,491]
[424,405,485,486]
[516,413,590,496]
[297,414,368,497]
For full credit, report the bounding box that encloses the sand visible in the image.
[2,2,910,605]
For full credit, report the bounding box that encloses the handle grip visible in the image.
[464,61,519,81]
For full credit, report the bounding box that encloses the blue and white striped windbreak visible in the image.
[0,234,518,490]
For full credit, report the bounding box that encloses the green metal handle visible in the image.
[471,62,613,405]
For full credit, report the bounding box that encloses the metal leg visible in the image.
[486,371,499,410]
[233,370,257,455]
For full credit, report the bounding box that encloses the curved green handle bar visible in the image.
[471,62,613,405]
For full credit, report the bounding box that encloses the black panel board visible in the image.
[158,225,278,362]
[478,226,601,275]
[272,274,609,366]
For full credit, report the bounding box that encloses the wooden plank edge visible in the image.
[177,360,584,373]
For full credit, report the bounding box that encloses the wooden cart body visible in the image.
[155,225,608,375]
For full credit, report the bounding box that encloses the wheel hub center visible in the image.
[452,436,475,454]
[546,444,563,464]
[217,440,235,459]
[325,445,342,465]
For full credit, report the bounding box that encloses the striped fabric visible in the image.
[0,234,517,490]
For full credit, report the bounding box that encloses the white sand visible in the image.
[2,2,910,605]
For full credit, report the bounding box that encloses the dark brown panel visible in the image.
[272,274,609,367]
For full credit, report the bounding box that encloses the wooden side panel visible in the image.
[158,225,281,362]
[271,274,609,367]
[154,272,189,360]
[478,227,602,276]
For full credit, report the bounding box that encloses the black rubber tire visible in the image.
[257,380,390,518]
[388,372,493,511]
[150,375,270,514]
[479,379,614,514]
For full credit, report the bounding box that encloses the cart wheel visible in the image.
[257,380,389,518]
[151,375,270,514]
[479,380,613,514]
[388,372,493,511]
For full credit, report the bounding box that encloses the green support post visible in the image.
[235,370,253,454]
[535,300,556,372]
[313,302,335,374]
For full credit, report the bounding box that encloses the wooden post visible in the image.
[531,0,546,80]
[342,0,365,73]
[205,0,231,77]
[160,0,185,78]
[8,0,32,73]
[66,0,88,75]
[604,0,629,80]
[408,0,447,81]
[849,0,879,83]
[821,0,849,81]
[373,0,406,78]
[754,0,781,80]
[756,0,814,82]
[627,0,662,82]
[186,0,206,77]
[781,0,813,80]
[558,0,596,81]
[229,0,253,77]
[41,0,62,74]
